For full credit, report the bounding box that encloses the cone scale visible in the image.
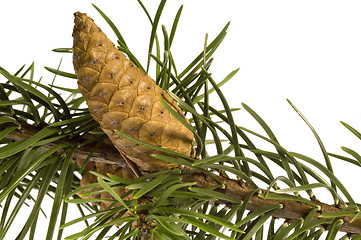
[72,12,194,173]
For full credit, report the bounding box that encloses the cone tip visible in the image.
[74,11,86,18]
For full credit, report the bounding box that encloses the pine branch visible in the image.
[1,2,360,238]
[3,117,361,237]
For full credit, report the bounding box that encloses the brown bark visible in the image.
[2,117,128,168]
[2,119,361,236]
[184,172,361,237]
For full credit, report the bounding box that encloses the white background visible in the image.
[1,0,361,239]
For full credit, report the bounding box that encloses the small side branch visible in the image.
[2,118,128,168]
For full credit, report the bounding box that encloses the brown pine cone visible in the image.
[72,12,194,173]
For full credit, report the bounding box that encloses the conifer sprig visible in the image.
[0,1,360,240]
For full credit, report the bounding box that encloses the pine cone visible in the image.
[75,158,134,216]
[72,12,194,173]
